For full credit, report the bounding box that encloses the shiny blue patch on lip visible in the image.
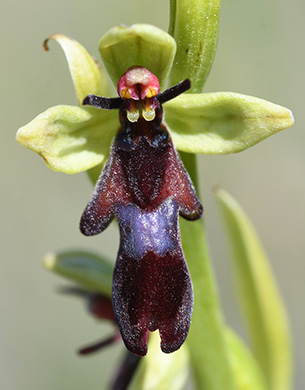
[116,198,179,259]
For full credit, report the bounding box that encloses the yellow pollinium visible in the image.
[120,87,131,99]
[146,86,158,98]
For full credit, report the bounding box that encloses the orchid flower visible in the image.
[17,1,294,389]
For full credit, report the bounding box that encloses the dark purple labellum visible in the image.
[80,67,203,356]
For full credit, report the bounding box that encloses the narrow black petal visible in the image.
[157,79,191,104]
[82,94,123,109]
[78,331,121,355]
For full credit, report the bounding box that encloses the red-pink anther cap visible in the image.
[117,66,160,100]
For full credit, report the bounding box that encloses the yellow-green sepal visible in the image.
[99,24,176,90]
[169,0,221,92]
[44,34,112,104]
[43,250,113,297]
[16,105,117,173]
[129,331,189,390]
[215,188,292,390]
[164,92,294,154]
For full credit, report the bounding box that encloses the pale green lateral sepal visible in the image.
[164,92,294,154]
[129,331,189,390]
[169,0,221,92]
[99,24,176,89]
[215,187,292,390]
[43,250,113,297]
[16,105,117,173]
[44,34,112,104]
[226,329,268,390]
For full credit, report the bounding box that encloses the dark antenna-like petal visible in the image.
[157,79,191,104]
[78,331,121,355]
[83,94,123,109]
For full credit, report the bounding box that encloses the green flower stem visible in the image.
[169,0,221,92]
[170,12,233,385]
[180,153,235,390]
[168,0,177,39]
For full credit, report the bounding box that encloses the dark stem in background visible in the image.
[110,352,141,390]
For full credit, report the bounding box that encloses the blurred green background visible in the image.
[1,0,304,389]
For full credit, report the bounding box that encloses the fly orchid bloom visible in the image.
[80,66,202,355]
[17,19,293,361]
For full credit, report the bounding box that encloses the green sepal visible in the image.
[43,250,113,297]
[169,0,221,92]
[16,105,117,173]
[215,187,292,390]
[226,329,268,390]
[164,92,294,154]
[129,331,189,390]
[99,24,176,89]
[44,34,112,104]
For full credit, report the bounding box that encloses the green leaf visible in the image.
[215,187,292,390]
[226,329,268,390]
[129,331,189,390]
[16,105,117,173]
[99,24,176,89]
[164,92,294,154]
[43,34,112,104]
[169,0,221,92]
[43,250,113,297]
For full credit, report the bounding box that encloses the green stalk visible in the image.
[180,152,235,390]
[168,0,177,37]
[169,0,221,92]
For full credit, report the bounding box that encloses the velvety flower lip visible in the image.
[112,200,194,356]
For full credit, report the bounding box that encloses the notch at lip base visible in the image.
[112,248,193,357]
